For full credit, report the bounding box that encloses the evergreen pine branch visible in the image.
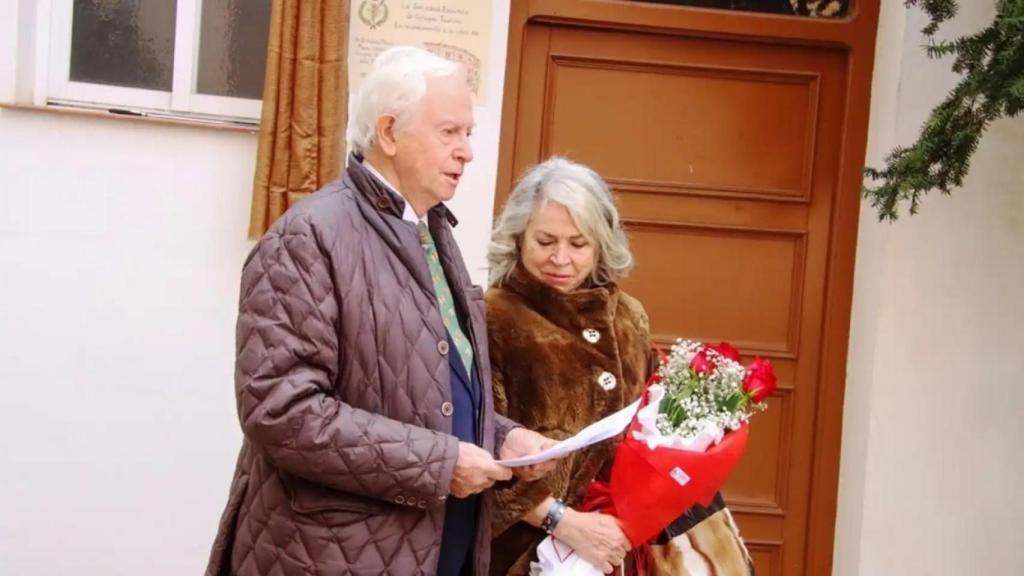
[862,0,1024,221]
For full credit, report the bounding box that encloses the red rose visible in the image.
[708,341,742,363]
[743,358,777,402]
[689,348,715,375]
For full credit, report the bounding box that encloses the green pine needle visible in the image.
[862,0,1024,221]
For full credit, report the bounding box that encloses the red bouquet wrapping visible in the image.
[585,340,774,546]
[609,398,749,545]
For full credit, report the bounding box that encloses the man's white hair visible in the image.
[346,45,463,155]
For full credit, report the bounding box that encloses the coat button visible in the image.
[441,401,454,416]
[375,195,391,210]
[437,340,449,355]
[395,495,406,505]
[597,371,617,391]
[582,328,601,344]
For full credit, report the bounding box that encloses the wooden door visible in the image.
[496,2,879,574]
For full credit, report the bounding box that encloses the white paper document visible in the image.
[497,399,640,467]
[530,535,603,576]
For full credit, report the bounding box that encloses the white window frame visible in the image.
[43,0,262,121]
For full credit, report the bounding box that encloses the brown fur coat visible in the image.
[487,266,752,575]
[486,266,652,574]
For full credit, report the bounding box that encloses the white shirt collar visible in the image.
[362,159,421,224]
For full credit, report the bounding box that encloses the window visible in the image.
[45,0,271,122]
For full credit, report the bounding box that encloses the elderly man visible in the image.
[206,46,556,576]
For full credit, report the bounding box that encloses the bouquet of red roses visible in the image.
[531,341,776,576]
[598,340,776,545]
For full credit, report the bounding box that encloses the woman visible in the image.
[486,158,752,575]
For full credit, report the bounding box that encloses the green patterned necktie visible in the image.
[417,221,474,371]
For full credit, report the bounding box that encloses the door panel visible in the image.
[545,52,818,196]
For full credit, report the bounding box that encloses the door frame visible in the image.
[495,2,880,574]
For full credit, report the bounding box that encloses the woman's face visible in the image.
[520,201,597,293]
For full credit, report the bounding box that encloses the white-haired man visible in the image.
[206,46,557,576]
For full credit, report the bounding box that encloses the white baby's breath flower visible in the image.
[653,339,765,440]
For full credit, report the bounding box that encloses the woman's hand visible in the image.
[552,508,632,574]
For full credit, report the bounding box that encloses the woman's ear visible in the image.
[375,115,399,157]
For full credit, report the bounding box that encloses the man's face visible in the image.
[391,75,475,213]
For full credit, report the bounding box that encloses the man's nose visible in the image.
[455,134,474,163]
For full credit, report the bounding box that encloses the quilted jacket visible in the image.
[206,156,518,576]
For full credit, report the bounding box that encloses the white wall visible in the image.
[0,2,509,574]
[0,0,17,103]
[0,111,254,575]
[836,1,1024,574]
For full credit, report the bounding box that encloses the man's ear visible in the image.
[375,115,399,157]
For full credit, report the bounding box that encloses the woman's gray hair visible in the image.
[346,46,463,155]
[488,157,634,287]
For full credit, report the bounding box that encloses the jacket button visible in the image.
[395,495,406,505]
[375,196,391,210]
[582,328,601,344]
[437,340,449,355]
[440,401,454,417]
[597,371,617,391]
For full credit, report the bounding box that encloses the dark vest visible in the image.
[436,330,481,576]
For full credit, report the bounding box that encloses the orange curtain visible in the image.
[248,0,349,239]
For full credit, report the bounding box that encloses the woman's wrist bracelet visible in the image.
[541,499,567,534]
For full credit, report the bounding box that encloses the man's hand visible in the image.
[450,442,513,498]
[499,428,561,482]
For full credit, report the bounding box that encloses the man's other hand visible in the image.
[450,442,513,498]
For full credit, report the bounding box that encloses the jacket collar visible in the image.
[346,152,459,228]
[499,263,620,333]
